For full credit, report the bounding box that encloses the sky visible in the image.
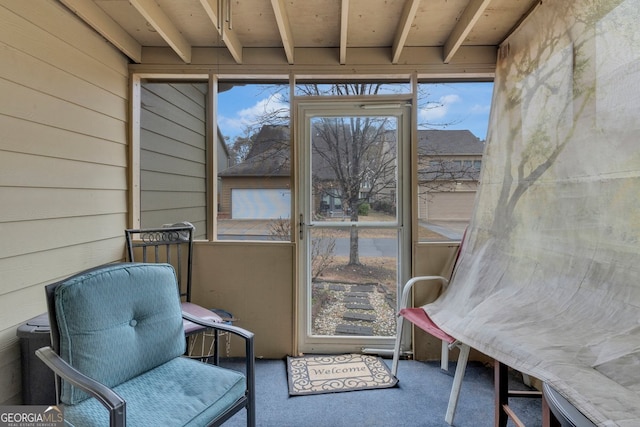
[416,82,494,140]
[217,82,494,142]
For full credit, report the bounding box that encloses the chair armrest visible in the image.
[35,346,126,427]
[399,276,449,311]
[181,311,256,425]
[181,311,254,341]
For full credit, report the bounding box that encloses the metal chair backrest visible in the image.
[125,223,195,302]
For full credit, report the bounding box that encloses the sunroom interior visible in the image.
[2,0,640,425]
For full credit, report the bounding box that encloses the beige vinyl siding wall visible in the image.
[0,0,129,404]
[216,128,231,214]
[140,83,207,239]
[417,181,479,221]
[424,190,477,221]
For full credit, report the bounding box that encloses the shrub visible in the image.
[372,200,395,215]
[267,217,290,241]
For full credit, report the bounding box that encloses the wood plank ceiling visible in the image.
[58,0,539,68]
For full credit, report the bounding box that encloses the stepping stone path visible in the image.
[336,284,378,336]
[335,324,373,335]
[342,312,376,322]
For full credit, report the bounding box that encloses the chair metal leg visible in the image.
[441,340,449,371]
[495,360,510,427]
[445,343,470,425]
[391,315,404,376]
[494,360,542,427]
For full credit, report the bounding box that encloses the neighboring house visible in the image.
[218,125,291,219]
[417,130,485,222]
[216,126,234,217]
[219,126,483,221]
[218,125,484,221]
[219,123,397,219]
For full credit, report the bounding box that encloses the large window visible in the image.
[216,81,291,241]
[416,82,493,242]
[133,78,493,244]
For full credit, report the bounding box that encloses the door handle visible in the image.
[299,214,314,239]
[299,214,304,240]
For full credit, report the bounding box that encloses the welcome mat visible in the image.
[286,353,398,396]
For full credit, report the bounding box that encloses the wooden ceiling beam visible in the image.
[199,0,243,64]
[271,0,295,64]
[135,46,497,80]
[340,0,350,64]
[221,24,243,64]
[59,0,142,62]
[199,0,222,33]
[130,0,192,63]
[443,0,491,64]
[392,0,421,64]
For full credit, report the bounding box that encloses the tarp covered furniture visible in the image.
[392,276,470,425]
[36,262,255,426]
[392,233,469,425]
[420,1,640,425]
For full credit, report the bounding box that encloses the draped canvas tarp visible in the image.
[423,1,640,425]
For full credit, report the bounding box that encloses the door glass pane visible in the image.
[308,113,400,338]
[310,115,398,224]
[310,227,398,337]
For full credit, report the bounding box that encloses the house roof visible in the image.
[417,129,485,156]
[221,126,484,179]
[218,125,290,177]
[417,130,484,182]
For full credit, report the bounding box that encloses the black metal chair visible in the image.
[125,223,232,363]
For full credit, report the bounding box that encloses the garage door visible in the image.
[231,189,291,219]
[427,192,475,221]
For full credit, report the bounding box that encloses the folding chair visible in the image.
[392,233,469,425]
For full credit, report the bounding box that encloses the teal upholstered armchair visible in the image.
[35,263,255,427]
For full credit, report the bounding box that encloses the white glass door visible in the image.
[297,100,410,354]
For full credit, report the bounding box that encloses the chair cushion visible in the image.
[62,357,247,427]
[399,307,456,344]
[54,263,186,404]
[181,302,223,335]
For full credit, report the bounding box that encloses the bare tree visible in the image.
[229,135,253,163]
[414,83,486,200]
[415,132,484,202]
[312,113,397,265]
[227,82,473,265]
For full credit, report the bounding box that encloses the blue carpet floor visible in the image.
[221,358,542,427]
